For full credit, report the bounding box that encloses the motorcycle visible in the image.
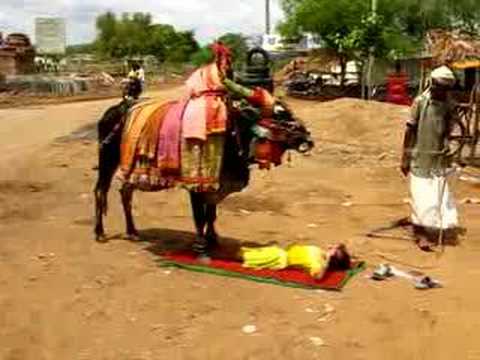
[284,71,323,97]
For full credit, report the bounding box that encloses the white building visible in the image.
[261,32,322,53]
[35,17,66,55]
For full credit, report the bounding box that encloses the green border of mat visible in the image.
[158,259,366,291]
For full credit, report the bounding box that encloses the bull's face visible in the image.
[271,101,314,153]
[252,100,314,169]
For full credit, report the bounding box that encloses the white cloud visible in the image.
[0,0,284,44]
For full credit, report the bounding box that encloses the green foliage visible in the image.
[94,12,199,62]
[279,0,480,63]
[190,33,248,68]
[190,47,215,67]
[66,43,95,55]
[218,33,248,67]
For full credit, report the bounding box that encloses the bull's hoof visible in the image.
[196,254,211,265]
[125,233,141,242]
[95,234,108,243]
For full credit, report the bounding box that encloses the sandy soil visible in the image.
[1,88,480,360]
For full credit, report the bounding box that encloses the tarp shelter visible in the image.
[425,30,480,92]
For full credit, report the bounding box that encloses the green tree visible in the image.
[189,33,248,69]
[278,0,480,85]
[278,0,373,85]
[95,11,118,56]
[66,43,95,55]
[94,11,199,62]
[218,33,248,68]
[190,46,215,67]
[165,30,199,63]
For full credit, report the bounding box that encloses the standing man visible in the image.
[400,65,459,251]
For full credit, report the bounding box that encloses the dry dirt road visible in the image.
[1,88,480,360]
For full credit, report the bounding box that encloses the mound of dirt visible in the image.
[290,98,409,167]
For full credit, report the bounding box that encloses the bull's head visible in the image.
[251,100,314,169]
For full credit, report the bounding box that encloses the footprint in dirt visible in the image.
[73,218,95,226]
[0,181,53,222]
[221,194,288,216]
[0,180,51,194]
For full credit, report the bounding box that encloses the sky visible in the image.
[0,0,285,45]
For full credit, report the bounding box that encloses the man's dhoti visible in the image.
[409,173,458,229]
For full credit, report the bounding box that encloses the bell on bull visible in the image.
[236,47,274,93]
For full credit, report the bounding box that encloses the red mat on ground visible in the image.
[159,251,365,290]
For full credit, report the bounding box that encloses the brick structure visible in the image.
[0,33,35,76]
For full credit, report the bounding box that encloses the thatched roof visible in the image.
[426,29,480,68]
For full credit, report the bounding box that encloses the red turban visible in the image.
[210,41,232,61]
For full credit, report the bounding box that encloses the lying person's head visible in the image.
[327,243,351,270]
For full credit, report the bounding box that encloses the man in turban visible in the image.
[400,65,459,251]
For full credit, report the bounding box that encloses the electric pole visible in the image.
[266,0,271,34]
[367,0,378,100]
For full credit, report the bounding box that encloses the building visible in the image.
[35,17,66,55]
[246,34,263,49]
[261,33,323,53]
[0,33,35,76]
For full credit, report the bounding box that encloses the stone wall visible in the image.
[0,51,16,75]
[0,33,35,76]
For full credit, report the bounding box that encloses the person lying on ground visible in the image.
[212,242,351,279]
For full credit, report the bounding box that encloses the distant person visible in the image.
[129,63,145,88]
[400,65,459,251]
[136,63,145,89]
[0,32,4,48]
[126,63,144,99]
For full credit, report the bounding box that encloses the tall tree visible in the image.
[190,33,248,68]
[94,12,199,62]
[278,0,480,84]
[218,33,248,67]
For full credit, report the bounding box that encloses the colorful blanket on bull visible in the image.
[119,98,226,191]
[158,251,365,290]
[120,100,181,189]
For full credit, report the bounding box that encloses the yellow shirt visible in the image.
[241,245,327,277]
[286,245,327,277]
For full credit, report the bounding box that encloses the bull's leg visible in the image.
[205,204,219,249]
[94,152,118,243]
[189,192,209,258]
[120,183,140,241]
[94,185,107,242]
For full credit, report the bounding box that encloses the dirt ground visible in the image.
[1,87,480,360]
[0,80,183,110]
